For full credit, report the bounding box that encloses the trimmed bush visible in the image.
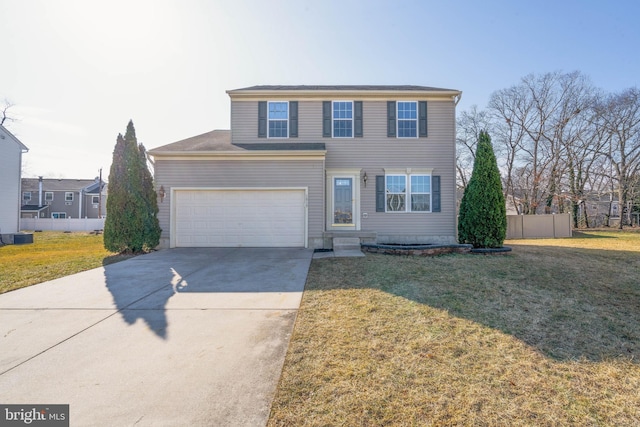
[458,130,506,248]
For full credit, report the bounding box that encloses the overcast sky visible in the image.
[2,0,639,179]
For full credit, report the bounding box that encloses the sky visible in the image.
[1,0,639,179]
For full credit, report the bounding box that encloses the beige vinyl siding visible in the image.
[230,99,456,241]
[231,100,324,142]
[338,101,456,240]
[0,140,22,233]
[153,158,324,247]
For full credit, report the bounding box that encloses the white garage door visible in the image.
[174,189,306,247]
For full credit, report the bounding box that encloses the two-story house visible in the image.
[21,178,107,219]
[0,124,28,240]
[148,85,461,249]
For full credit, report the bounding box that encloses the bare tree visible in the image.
[1,99,16,127]
[488,87,529,213]
[487,72,599,217]
[456,106,491,191]
[593,87,640,228]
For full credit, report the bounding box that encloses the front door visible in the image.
[333,178,353,225]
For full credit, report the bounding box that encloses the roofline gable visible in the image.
[0,124,29,152]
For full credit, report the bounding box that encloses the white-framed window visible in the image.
[333,101,353,138]
[52,212,67,219]
[397,101,418,138]
[45,192,54,202]
[23,192,32,201]
[268,101,288,138]
[92,195,100,204]
[385,174,431,212]
[65,192,74,202]
[410,175,431,211]
[386,175,406,212]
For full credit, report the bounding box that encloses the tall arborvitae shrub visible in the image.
[138,143,161,247]
[104,121,161,253]
[458,130,506,248]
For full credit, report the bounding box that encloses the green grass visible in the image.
[268,230,640,426]
[0,231,131,293]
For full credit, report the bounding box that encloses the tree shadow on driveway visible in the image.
[103,248,311,339]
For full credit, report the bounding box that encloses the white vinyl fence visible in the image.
[506,213,572,239]
[21,217,105,232]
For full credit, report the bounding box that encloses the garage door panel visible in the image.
[174,190,305,247]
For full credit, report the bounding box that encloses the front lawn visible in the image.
[268,230,640,426]
[0,231,131,294]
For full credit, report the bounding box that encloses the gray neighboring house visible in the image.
[0,125,28,239]
[148,85,462,249]
[21,178,107,219]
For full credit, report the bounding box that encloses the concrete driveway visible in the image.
[0,248,312,426]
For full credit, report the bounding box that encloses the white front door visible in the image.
[327,170,360,231]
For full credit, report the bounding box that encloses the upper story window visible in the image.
[387,101,427,138]
[65,192,74,202]
[92,195,100,204]
[323,101,362,138]
[268,101,288,138]
[23,192,31,201]
[45,192,54,202]
[397,101,417,138]
[333,101,353,138]
[258,101,297,138]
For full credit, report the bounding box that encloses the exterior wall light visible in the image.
[158,185,165,203]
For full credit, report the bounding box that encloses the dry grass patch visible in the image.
[0,231,131,294]
[269,230,640,426]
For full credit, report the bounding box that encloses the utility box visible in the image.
[12,233,34,244]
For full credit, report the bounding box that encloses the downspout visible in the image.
[79,189,83,218]
[38,176,43,208]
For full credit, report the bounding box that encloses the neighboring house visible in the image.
[0,125,28,238]
[148,85,462,249]
[20,178,107,219]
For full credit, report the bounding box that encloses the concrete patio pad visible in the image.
[0,248,312,426]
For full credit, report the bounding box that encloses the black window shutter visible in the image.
[354,101,363,137]
[258,101,267,138]
[432,175,441,212]
[322,101,331,137]
[387,101,396,137]
[289,101,298,138]
[419,101,428,137]
[376,175,385,212]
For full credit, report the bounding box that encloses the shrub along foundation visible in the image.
[361,243,473,256]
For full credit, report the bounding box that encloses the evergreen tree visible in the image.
[458,130,506,248]
[104,121,161,253]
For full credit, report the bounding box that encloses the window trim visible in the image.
[397,101,418,138]
[384,170,432,213]
[332,100,354,138]
[45,191,54,202]
[410,175,431,212]
[92,195,100,204]
[267,101,289,139]
[65,192,74,202]
[385,174,407,212]
[23,191,32,201]
[52,212,67,219]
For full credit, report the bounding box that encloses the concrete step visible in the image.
[333,237,362,251]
